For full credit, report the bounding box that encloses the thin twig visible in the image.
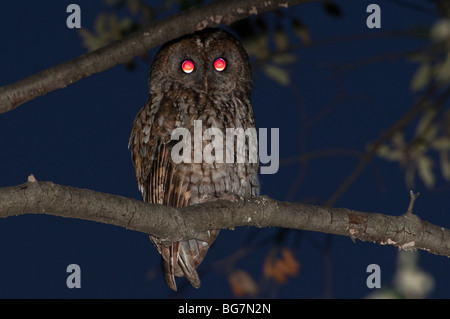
[0,0,314,114]
[405,190,420,215]
[324,84,448,207]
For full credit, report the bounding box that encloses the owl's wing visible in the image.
[147,139,219,291]
[130,96,188,206]
[147,139,219,290]
[129,97,215,291]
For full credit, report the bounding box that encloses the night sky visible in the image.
[0,0,449,298]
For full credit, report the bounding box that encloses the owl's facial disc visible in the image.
[151,29,252,95]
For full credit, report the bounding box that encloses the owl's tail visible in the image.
[161,241,201,291]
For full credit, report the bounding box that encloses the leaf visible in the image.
[410,62,432,92]
[243,33,269,58]
[80,13,134,51]
[263,248,300,284]
[271,53,297,65]
[436,53,450,85]
[439,150,450,181]
[292,19,311,45]
[107,14,120,36]
[376,132,406,162]
[94,13,108,35]
[273,25,289,51]
[228,269,258,297]
[392,131,406,148]
[78,28,106,52]
[430,19,450,42]
[431,136,450,151]
[375,144,402,161]
[414,109,437,139]
[279,248,300,276]
[416,155,435,188]
[118,17,133,34]
[394,251,435,298]
[263,65,290,86]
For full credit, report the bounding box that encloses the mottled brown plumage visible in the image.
[129,29,259,291]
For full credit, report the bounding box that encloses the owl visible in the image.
[129,28,259,291]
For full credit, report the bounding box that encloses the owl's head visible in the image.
[149,28,252,95]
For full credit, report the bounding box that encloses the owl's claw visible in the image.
[218,193,240,202]
[200,192,240,203]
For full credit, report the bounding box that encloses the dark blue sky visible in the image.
[0,0,448,298]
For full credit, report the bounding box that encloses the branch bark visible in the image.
[1,179,449,257]
[0,0,314,114]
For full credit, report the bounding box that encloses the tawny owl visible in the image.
[129,28,259,291]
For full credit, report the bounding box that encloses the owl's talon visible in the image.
[217,193,240,203]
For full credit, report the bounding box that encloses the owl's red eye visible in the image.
[213,58,226,72]
[181,60,195,74]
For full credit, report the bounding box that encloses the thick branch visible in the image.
[1,180,449,257]
[0,0,314,114]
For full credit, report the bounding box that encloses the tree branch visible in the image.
[0,0,314,114]
[1,179,449,257]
